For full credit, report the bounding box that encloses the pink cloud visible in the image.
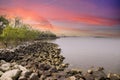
[0,7,54,30]
[29,4,120,26]
[0,7,120,32]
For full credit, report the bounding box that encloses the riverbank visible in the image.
[0,41,120,80]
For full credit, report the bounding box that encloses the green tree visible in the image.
[1,26,17,47]
[1,25,41,47]
[0,16,57,47]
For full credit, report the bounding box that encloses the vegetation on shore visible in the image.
[0,15,56,47]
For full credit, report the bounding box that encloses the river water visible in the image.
[53,37,120,73]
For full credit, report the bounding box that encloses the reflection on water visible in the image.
[53,37,120,73]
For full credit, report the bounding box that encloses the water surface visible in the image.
[54,37,120,73]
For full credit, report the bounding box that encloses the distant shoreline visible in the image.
[58,35,120,38]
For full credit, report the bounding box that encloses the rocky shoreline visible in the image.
[0,41,120,80]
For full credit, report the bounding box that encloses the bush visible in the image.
[0,25,41,47]
[1,25,40,41]
[39,31,56,38]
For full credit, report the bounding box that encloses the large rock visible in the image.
[0,69,21,80]
[0,63,11,72]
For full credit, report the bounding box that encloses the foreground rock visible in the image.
[0,41,68,80]
[0,69,21,80]
[0,60,119,80]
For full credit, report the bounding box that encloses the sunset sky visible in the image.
[0,0,120,36]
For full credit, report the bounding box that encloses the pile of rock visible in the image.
[66,67,120,80]
[0,60,72,80]
[0,60,41,80]
[0,41,66,67]
[0,60,119,80]
[0,41,69,80]
[0,49,17,62]
[0,41,120,80]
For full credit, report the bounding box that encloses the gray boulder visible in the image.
[0,69,21,80]
[0,63,11,72]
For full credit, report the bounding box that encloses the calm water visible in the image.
[53,37,120,73]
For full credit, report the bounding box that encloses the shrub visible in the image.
[0,25,41,47]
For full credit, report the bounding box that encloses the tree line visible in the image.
[0,16,56,47]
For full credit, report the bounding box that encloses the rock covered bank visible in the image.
[0,41,120,80]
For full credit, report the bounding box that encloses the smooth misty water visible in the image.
[53,37,120,73]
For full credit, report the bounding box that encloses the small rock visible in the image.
[97,67,104,71]
[113,74,120,79]
[49,67,57,73]
[18,65,27,71]
[87,69,93,74]
[107,73,120,80]
[39,63,51,71]
[29,73,39,80]
[107,73,112,78]
[61,63,69,68]
[85,73,95,80]
[46,77,54,80]
[66,69,82,76]
[42,71,51,77]
[0,60,7,64]
[18,76,27,80]
[20,70,32,78]
[40,75,46,80]
[79,78,85,80]
[67,76,76,80]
